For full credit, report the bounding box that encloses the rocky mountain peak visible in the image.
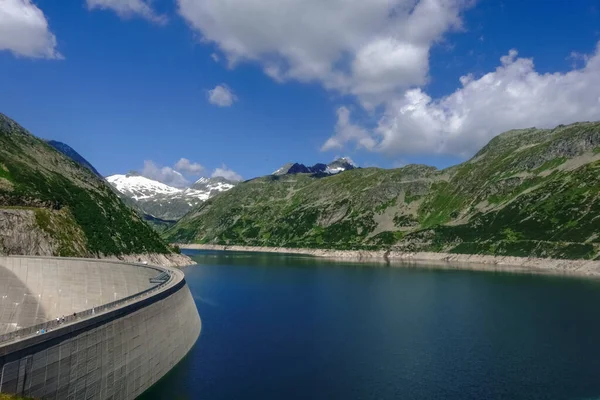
[273,158,358,176]
[326,157,356,174]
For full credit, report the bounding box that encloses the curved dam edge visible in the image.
[0,256,201,400]
[101,253,196,268]
[180,244,600,278]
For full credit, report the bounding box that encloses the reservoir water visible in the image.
[140,250,600,400]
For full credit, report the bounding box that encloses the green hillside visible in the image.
[166,122,600,260]
[0,113,170,257]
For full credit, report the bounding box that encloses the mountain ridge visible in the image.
[46,140,103,178]
[165,121,600,261]
[0,113,174,258]
[273,157,357,176]
[107,174,237,220]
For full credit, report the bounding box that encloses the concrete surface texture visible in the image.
[0,257,201,399]
[0,257,159,335]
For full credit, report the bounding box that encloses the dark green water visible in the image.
[140,250,600,400]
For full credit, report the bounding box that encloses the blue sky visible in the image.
[1,0,600,186]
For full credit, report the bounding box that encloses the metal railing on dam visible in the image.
[0,256,201,399]
[0,261,173,345]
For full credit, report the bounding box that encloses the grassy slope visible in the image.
[131,196,194,221]
[0,113,169,256]
[410,123,600,259]
[167,165,434,246]
[166,122,600,260]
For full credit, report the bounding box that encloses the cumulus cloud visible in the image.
[141,158,238,187]
[211,165,242,182]
[321,107,376,151]
[177,0,468,106]
[86,0,167,24]
[142,160,189,188]
[323,42,600,157]
[333,155,356,165]
[207,84,237,107]
[174,158,205,175]
[0,0,62,59]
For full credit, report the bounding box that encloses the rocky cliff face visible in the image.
[0,209,56,256]
[0,208,88,256]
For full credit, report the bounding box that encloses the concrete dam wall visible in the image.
[0,256,201,399]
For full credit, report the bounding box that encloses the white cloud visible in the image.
[351,38,429,103]
[333,155,356,165]
[142,158,206,186]
[324,42,600,157]
[174,158,205,175]
[142,160,189,188]
[210,52,219,62]
[0,0,61,59]
[86,0,167,24]
[207,84,237,107]
[568,51,589,69]
[321,107,376,151]
[211,165,242,181]
[177,0,468,106]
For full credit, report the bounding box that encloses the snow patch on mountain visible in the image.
[325,166,346,174]
[106,174,237,220]
[272,164,292,175]
[189,176,236,198]
[107,174,182,200]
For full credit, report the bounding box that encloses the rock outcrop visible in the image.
[0,209,57,256]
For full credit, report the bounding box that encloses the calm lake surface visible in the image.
[140,250,600,400]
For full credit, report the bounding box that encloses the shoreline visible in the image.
[101,252,196,268]
[178,244,600,278]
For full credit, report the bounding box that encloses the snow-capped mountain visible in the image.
[106,173,237,220]
[107,173,182,200]
[272,157,357,176]
[190,176,236,195]
[324,157,357,174]
[107,158,352,220]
